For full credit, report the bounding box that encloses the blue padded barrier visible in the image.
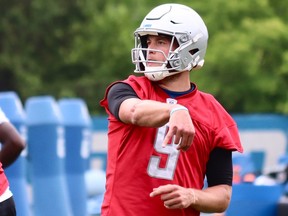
[25,96,72,216]
[226,184,283,216]
[90,116,108,171]
[59,98,92,216]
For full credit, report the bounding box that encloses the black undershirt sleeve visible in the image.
[206,147,233,186]
[107,82,139,120]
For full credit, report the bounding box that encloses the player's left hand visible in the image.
[150,184,195,209]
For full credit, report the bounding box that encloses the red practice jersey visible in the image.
[0,166,9,197]
[100,75,243,216]
[0,110,10,196]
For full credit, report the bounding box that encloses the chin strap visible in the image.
[144,67,183,81]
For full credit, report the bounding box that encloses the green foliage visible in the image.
[191,0,288,114]
[0,0,287,114]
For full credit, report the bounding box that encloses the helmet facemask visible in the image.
[131,31,204,81]
[131,33,179,81]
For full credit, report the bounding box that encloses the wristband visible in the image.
[191,188,196,204]
[170,106,188,116]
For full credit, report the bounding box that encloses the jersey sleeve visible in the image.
[214,118,243,153]
[107,83,139,120]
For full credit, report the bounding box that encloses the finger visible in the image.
[173,131,182,145]
[177,133,194,151]
[164,202,181,209]
[176,134,186,150]
[164,200,179,208]
[150,190,163,197]
[160,191,178,201]
[162,129,174,148]
[186,134,194,149]
[163,196,183,209]
[150,185,175,197]
[150,188,168,197]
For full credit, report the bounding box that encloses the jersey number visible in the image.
[147,124,180,180]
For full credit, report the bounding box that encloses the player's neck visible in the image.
[158,71,191,92]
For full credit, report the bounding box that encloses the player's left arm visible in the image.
[150,148,233,213]
[150,184,231,213]
[193,184,232,213]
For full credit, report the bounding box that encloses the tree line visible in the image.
[0,0,287,115]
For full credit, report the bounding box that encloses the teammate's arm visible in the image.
[0,121,26,168]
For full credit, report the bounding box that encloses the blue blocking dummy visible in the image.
[0,91,31,216]
[25,96,72,216]
[59,98,91,216]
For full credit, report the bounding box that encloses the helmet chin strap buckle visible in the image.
[193,59,204,70]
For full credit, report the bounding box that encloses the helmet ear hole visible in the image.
[189,49,199,55]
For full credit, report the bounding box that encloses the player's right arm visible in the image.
[120,98,174,127]
[107,82,195,151]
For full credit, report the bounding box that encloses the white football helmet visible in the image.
[131,4,209,81]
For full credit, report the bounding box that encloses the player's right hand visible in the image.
[162,107,195,151]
